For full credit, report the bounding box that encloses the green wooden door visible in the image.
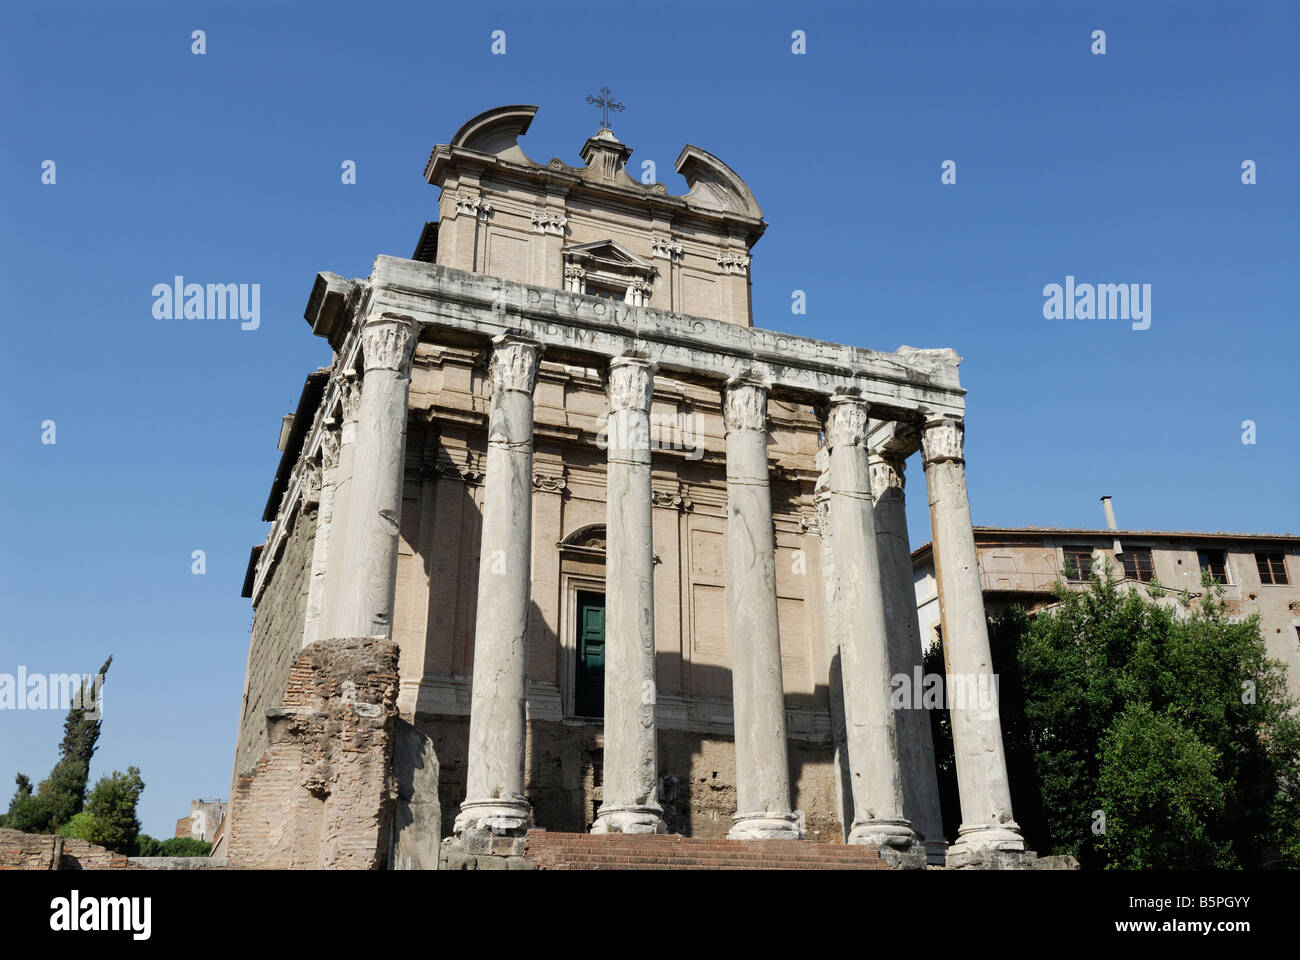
[575,591,605,718]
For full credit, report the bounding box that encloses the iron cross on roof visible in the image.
[585,86,625,130]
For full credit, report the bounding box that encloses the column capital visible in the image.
[606,356,658,412]
[360,316,419,373]
[320,418,341,470]
[723,376,768,433]
[921,416,965,466]
[489,334,543,394]
[299,460,322,508]
[339,373,363,423]
[869,451,907,494]
[824,395,871,450]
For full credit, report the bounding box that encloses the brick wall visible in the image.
[227,637,401,869]
[0,829,141,870]
[230,507,316,800]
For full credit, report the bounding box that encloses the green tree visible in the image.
[80,766,145,855]
[1023,568,1300,867]
[5,657,111,833]
[928,566,1300,868]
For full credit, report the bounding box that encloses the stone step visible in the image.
[522,830,891,871]
[527,847,873,858]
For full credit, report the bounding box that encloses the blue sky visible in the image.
[1,0,1296,838]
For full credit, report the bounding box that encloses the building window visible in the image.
[1197,549,1230,584]
[1118,548,1156,583]
[1256,551,1290,585]
[1062,546,1094,581]
[587,283,625,302]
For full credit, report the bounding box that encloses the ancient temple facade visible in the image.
[228,105,1025,869]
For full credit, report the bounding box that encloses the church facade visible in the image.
[227,105,1024,869]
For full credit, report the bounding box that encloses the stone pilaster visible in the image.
[824,398,921,865]
[322,373,361,638]
[333,318,419,639]
[870,448,947,865]
[455,334,543,836]
[593,357,667,835]
[722,377,800,840]
[921,416,1025,867]
[301,422,340,648]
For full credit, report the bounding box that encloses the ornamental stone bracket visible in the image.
[530,210,569,235]
[650,234,684,260]
[454,193,494,221]
[716,252,750,275]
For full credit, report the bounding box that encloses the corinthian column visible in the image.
[723,377,799,840]
[455,334,542,836]
[593,357,666,835]
[921,416,1024,867]
[334,317,418,638]
[870,447,946,864]
[824,398,920,862]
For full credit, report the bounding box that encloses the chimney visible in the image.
[1100,496,1122,554]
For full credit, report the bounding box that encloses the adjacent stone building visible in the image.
[228,105,1025,868]
[913,504,1300,700]
[174,798,227,843]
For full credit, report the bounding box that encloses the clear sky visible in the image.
[1,0,1296,839]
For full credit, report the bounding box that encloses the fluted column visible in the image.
[301,423,340,648]
[334,317,418,638]
[922,416,1024,865]
[824,398,920,859]
[870,448,947,864]
[593,357,666,834]
[723,377,799,840]
[455,334,543,836]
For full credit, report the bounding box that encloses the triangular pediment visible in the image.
[562,239,652,271]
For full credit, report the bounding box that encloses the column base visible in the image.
[727,812,803,840]
[591,804,667,835]
[924,839,950,866]
[848,818,926,869]
[453,798,533,837]
[945,823,1030,870]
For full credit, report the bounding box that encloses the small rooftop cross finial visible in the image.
[585,85,625,131]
